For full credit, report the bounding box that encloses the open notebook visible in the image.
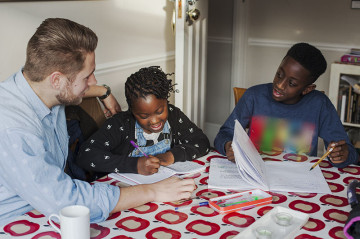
[109,161,206,186]
[208,120,331,194]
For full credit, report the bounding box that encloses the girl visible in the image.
[77,66,210,175]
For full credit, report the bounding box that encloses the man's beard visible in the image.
[56,84,83,106]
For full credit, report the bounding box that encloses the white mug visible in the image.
[49,205,90,239]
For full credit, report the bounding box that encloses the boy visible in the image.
[214,42,358,168]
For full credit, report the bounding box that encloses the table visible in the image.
[0,151,356,239]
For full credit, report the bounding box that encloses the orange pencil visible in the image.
[309,147,334,171]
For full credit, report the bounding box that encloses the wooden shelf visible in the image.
[329,63,360,126]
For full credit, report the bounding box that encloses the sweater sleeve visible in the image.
[214,90,253,155]
[318,97,359,168]
[76,113,139,173]
[168,105,210,162]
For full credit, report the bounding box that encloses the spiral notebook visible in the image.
[208,120,331,194]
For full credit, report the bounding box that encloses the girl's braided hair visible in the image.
[125,66,175,109]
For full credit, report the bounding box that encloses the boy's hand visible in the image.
[225,141,235,162]
[137,156,160,175]
[328,140,348,164]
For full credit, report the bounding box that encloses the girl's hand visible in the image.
[156,152,175,166]
[328,140,348,164]
[137,156,161,175]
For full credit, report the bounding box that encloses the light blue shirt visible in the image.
[0,70,120,226]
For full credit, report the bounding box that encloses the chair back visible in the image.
[233,87,247,105]
[79,97,106,128]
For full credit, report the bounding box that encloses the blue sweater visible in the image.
[214,83,358,168]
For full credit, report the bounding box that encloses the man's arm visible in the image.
[0,129,119,223]
[85,85,121,116]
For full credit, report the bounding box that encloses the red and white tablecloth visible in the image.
[0,151,356,239]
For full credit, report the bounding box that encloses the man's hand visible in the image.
[225,141,235,162]
[150,177,196,202]
[101,93,121,117]
[84,85,122,117]
[328,140,348,164]
[111,176,196,213]
[137,155,161,175]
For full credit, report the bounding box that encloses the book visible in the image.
[341,54,360,63]
[347,85,352,122]
[109,161,206,186]
[340,94,347,123]
[208,120,331,194]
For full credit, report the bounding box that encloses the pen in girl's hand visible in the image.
[130,140,149,158]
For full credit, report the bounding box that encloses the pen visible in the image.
[130,140,149,158]
[174,201,209,211]
[220,200,249,207]
[216,193,250,204]
[219,196,261,207]
[309,147,334,171]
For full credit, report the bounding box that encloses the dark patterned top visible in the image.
[76,104,210,174]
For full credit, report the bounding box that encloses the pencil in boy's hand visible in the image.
[130,140,149,158]
[309,147,334,171]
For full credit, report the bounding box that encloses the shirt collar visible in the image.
[14,69,60,121]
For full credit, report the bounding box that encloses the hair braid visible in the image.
[125,66,175,109]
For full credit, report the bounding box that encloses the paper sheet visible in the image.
[109,161,205,185]
[232,120,268,190]
[266,161,331,194]
[165,161,206,174]
[208,157,254,190]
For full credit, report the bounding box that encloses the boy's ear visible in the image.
[302,84,316,95]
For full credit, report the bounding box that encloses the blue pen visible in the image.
[130,140,149,157]
[175,201,209,211]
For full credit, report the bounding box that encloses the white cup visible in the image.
[49,205,90,239]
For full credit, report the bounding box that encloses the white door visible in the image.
[174,0,208,130]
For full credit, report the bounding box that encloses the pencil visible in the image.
[309,147,334,171]
[130,140,149,158]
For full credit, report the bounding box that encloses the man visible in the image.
[0,18,195,226]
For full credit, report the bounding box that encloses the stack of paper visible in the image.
[208,120,331,194]
[109,161,206,186]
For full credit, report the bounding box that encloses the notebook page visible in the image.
[208,157,255,190]
[108,173,140,186]
[233,140,266,189]
[166,161,206,175]
[110,166,176,185]
[232,120,269,190]
[265,161,331,194]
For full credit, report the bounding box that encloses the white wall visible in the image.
[205,0,360,147]
[0,0,175,110]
